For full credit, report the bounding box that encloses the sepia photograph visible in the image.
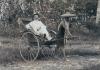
[0,0,100,70]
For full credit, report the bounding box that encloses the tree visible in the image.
[96,0,100,23]
[74,0,97,15]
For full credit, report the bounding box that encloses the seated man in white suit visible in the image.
[25,14,52,41]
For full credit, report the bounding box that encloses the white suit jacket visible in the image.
[25,20,52,40]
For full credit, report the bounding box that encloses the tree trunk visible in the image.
[96,0,100,23]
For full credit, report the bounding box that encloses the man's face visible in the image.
[65,17,70,21]
[34,15,39,20]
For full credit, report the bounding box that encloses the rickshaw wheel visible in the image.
[19,32,40,62]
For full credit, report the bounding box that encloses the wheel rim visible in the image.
[19,32,40,62]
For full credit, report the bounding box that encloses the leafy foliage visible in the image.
[0,0,99,36]
[74,0,98,16]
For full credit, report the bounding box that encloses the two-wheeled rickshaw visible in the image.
[18,13,76,62]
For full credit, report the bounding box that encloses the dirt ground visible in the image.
[0,36,100,70]
[0,56,100,70]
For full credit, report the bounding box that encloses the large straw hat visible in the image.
[61,12,76,17]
